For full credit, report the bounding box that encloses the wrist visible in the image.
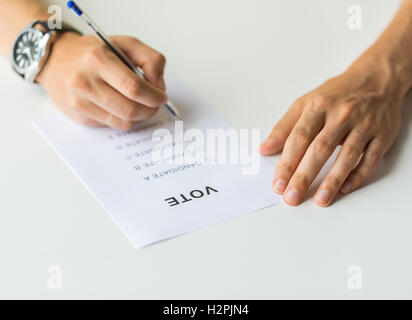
[346,1,412,98]
[348,47,412,99]
[36,32,82,87]
[371,45,412,94]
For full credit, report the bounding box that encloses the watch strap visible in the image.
[12,20,82,81]
[30,20,81,35]
[30,20,51,33]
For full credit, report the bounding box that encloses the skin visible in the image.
[0,0,168,131]
[1,0,412,207]
[261,0,412,207]
[37,33,168,131]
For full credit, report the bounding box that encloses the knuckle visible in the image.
[336,101,357,125]
[69,97,84,111]
[84,46,106,65]
[311,94,331,112]
[352,171,365,186]
[99,93,112,109]
[352,126,367,137]
[122,106,139,121]
[367,151,381,167]
[340,100,357,112]
[77,117,100,127]
[270,127,288,143]
[360,114,373,132]
[152,96,164,108]
[343,144,361,161]
[293,97,304,108]
[293,173,311,189]
[291,127,310,146]
[154,52,166,65]
[109,115,135,131]
[277,162,294,176]
[374,135,387,145]
[123,78,141,98]
[142,107,159,119]
[325,175,342,189]
[68,73,90,92]
[314,138,333,154]
[290,97,305,112]
[120,121,135,132]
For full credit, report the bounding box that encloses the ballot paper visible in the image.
[32,82,281,248]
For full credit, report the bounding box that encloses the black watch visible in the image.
[11,20,79,83]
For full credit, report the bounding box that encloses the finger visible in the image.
[283,126,346,206]
[82,80,159,122]
[71,98,137,131]
[260,101,304,156]
[272,108,325,195]
[60,104,103,127]
[314,129,370,207]
[75,117,102,127]
[87,46,168,108]
[112,36,167,90]
[340,137,388,194]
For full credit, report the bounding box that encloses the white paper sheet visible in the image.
[32,82,281,248]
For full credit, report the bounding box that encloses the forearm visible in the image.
[0,0,50,56]
[350,0,412,95]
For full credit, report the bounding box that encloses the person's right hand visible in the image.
[37,32,168,131]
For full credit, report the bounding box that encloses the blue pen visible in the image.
[67,1,182,120]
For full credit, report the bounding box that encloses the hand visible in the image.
[37,32,168,131]
[260,54,410,207]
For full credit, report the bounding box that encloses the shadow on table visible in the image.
[306,90,412,205]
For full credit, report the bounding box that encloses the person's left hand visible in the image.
[260,55,409,207]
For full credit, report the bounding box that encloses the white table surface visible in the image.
[0,0,411,299]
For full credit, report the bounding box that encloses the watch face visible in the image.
[12,28,44,74]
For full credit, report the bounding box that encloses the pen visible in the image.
[66,1,182,120]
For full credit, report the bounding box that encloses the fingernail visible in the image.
[285,189,300,204]
[316,189,330,204]
[273,179,287,194]
[341,181,352,193]
[162,95,169,105]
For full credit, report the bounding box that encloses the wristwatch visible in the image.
[11,20,78,83]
